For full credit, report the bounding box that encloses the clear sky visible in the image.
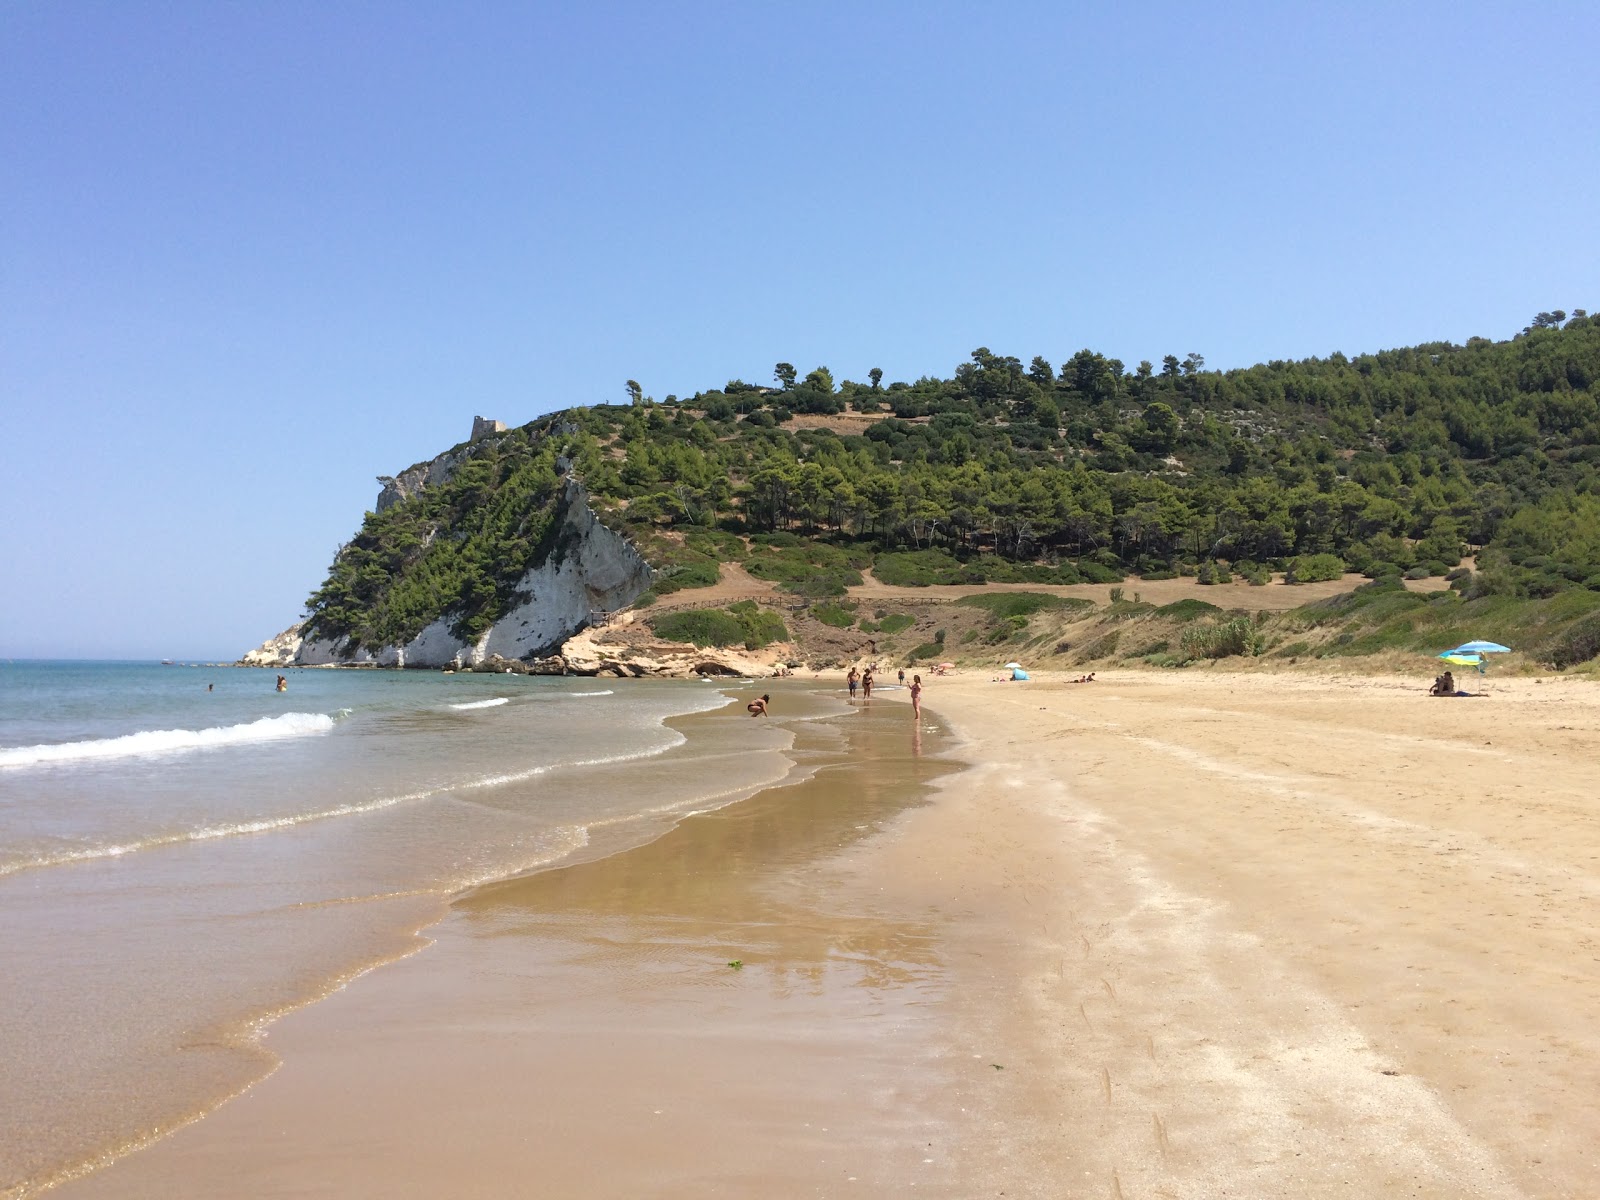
[3,1,1596,660]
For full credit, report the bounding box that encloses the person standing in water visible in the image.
[861,668,873,699]
[910,673,923,721]
[276,674,287,692]
[847,667,859,701]
[897,667,906,687]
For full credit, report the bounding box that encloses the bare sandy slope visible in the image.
[859,670,1600,1198]
[651,562,1449,615]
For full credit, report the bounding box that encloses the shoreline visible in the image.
[54,686,970,1198]
[44,668,1600,1197]
[10,682,826,1200]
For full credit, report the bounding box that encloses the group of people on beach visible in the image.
[756,664,923,721]
[846,666,873,700]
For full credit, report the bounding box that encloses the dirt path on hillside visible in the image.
[648,563,1455,617]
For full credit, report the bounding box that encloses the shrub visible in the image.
[1404,566,1433,580]
[905,641,946,663]
[1548,614,1600,669]
[1180,616,1263,659]
[650,609,746,647]
[813,603,857,628]
[1286,553,1345,584]
[1196,562,1217,585]
[633,591,659,608]
[955,592,1083,620]
[1155,599,1223,620]
[653,559,720,595]
[651,603,788,650]
[877,613,915,634]
[873,549,965,586]
[1077,562,1126,584]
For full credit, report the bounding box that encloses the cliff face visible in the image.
[246,474,653,669]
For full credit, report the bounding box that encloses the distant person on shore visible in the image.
[747,694,769,717]
[847,667,859,700]
[897,668,906,687]
[275,674,287,693]
[910,673,923,720]
[861,669,873,699]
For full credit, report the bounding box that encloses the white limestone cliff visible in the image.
[243,478,653,670]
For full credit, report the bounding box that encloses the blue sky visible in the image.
[3,1,1596,659]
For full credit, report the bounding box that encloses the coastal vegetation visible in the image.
[301,312,1600,664]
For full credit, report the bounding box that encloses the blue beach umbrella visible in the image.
[1449,640,1512,655]
[1437,651,1483,669]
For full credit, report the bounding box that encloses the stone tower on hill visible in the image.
[471,416,507,441]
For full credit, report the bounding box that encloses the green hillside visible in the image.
[304,311,1600,658]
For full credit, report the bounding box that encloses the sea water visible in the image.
[0,661,809,1195]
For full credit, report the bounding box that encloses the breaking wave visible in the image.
[449,697,510,710]
[0,712,337,769]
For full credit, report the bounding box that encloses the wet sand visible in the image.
[55,691,973,1198]
[52,670,1600,1198]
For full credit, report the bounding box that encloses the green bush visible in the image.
[650,609,746,647]
[633,590,659,608]
[873,549,966,586]
[813,603,858,628]
[1180,616,1263,659]
[1155,599,1223,620]
[905,641,946,662]
[955,593,1088,619]
[1286,553,1346,584]
[652,559,721,595]
[877,613,915,634]
[650,603,788,650]
[1076,562,1126,584]
[1547,614,1600,669]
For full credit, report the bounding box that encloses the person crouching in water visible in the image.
[747,694,770,717]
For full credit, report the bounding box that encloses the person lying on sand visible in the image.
[747,694,769,717]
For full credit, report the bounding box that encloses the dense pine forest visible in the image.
[306,312,1599,652]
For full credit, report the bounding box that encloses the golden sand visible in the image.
[55,670,1600,1198]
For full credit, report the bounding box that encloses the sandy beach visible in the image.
[51,669,1600,1199]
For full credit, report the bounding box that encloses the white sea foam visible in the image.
[573,690,614,697]
[0,712,337,770]
[449,697,510,710]
[0,728,688,878]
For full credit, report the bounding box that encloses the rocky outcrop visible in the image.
[559,629,793,679]
[251,478,652,670]
[240,623,306,667]
[376,439,489,513]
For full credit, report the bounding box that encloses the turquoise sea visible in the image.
[0,661,815,1195]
